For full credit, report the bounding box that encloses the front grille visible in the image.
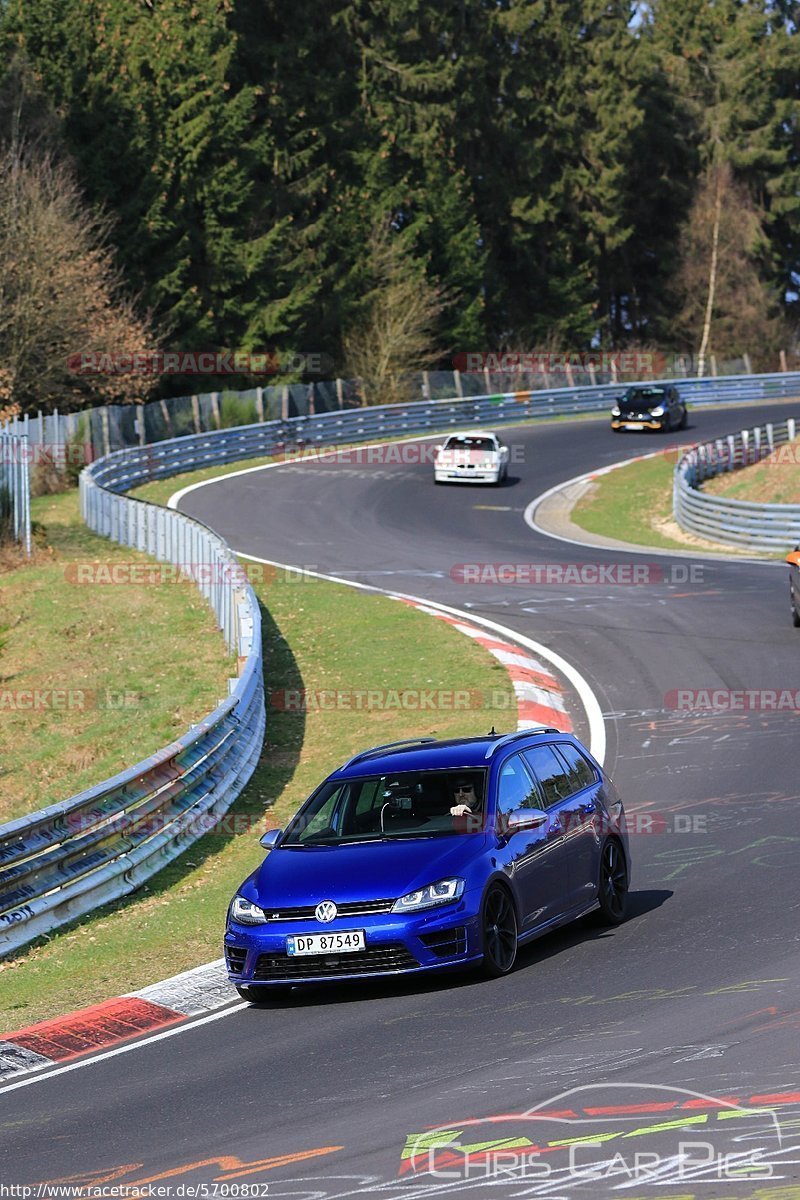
[226,945,247,974]
[420,927,468,958]
[261,899,395,921]
[253,943,419,980]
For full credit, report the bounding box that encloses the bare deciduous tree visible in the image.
[0,144,158,414]
[343,224,448,407]
[672,162,787,374]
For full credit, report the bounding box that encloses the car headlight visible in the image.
[392,878,465,913]
[650,405,665,416]
[230,895,268,925]
[611,407,620,417]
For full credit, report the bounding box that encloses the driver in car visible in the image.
[450,779,481,817]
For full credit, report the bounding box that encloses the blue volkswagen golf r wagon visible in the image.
[224,728,631,1000]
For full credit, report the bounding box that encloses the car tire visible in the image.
[792,594,800,627]
[679,408,688,430]
[480,885,518,978]
[235,984,291,1004]
[594,838,629,926]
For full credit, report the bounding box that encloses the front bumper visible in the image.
[611,418,666,431]
[225,904,482,987]
[434,468,500,483]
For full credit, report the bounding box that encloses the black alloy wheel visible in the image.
[596,839,629,925]
[481,886,518,977]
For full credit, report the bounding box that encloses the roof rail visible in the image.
[342,737,439,769]
[484,728,560,759]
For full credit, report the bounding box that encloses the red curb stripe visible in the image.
[391,598,573,730]
[470,636,528,654]
[518,702,573,731]
[3,997,185,1063]
[505,666,564,692]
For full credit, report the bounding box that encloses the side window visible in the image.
[553,743,597,794]
[354,779,383,816]
[521,744,573,807]
[496,754,542,819]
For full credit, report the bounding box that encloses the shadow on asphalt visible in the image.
[242,888,674,1011]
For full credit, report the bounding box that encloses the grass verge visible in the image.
[571,454,781,557]
[571,454,690,550]
[0,492,231,823]
[704,439,800,505]
[0,571,514,1029]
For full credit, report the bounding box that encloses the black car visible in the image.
[611,385,688,432]
[787,547,800,627]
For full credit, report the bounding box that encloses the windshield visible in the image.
[621,387,666,410]
[281,769,488,844]
[443,437,497,452]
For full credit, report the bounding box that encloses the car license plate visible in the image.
[286,930,365,956]
[625,422,644,430]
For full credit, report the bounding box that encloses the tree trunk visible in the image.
[697,167,722,378]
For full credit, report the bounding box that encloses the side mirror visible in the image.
[786,550,800,566]
[503,809,547,836]
[259,829,282,849]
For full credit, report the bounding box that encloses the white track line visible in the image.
[0,1003,247,1097]
[167,434,449,509]
[234,554,606,766]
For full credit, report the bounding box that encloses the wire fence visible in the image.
[3,352,798,462]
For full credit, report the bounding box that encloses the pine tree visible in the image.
[650,0,800,349]
[339,0,487,356]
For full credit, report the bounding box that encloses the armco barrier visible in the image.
[0,472,265,958]
[70,371,800,493]
[2,371,800,956]
[0,429,32,555]
[674,418,800,550]
[4,368,800,459]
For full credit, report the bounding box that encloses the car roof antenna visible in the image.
[488,725,497,737]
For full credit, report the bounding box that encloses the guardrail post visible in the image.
[453,369,463,399]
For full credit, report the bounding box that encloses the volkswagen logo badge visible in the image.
[315,900,337,923]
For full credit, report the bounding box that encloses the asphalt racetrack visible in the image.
[3,401,800,1198]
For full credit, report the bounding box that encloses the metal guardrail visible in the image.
[0,430,32,555]
[674,418,800,550]
[2,370,800,956]
[4,368,800,459]
[0,466,265,958]
[73,372,800,491]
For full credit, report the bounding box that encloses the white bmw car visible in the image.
[433,430,509,485]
